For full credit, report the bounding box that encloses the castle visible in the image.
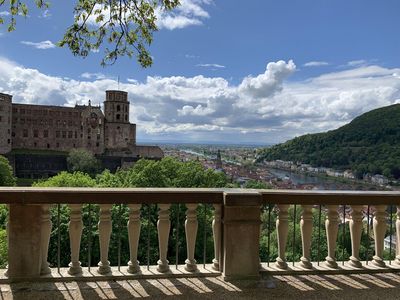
[0,90,163,178]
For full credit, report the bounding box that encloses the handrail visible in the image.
[0,187,399,205]
[0,187,225,204]
[260,189,400,205]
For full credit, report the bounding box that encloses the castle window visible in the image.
[0,105,3,111]
[97,134,100,140]
[96,142,99,147]
[20,118,25,124]
[75,131,77,138]
[47,144,50,149]
[33,129,39,138]
[34,142,37,147]
[12,132,15,137]
[125,115,128,121]
[20,109,25,114]
[0,116,2,122]
[68,131,72,138]
[125,106,127,112]
[23,129,28,138]
[117,105,121,112]
[56,142,59,148]
[73,144,76,148]
[13,108,17,113]
[7,139,10,144]
[44,130,49,138]
[116,114,120,120]
[88,136,91,139]
[62,131,66,138]
[49,119,53,126]
[56,131,60,138]
[68,120,72,126]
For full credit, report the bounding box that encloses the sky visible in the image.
[0,0,400,145]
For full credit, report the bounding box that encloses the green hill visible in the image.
[257,104,400,179]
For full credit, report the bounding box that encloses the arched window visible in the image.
[117,105,121,111]
[116,114,120,120]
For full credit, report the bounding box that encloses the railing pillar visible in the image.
[157,204,171,273]
[396,206,400,264]
[300,205,313,269]
[68,204,83,275]
[98,204,112,274]
[325,205,339,268]
[7,204,43,279]
[222,191,261,280]
[127,204,141,273]
[212,204,222,271]
[372,205,387,267]
[348,205,363,268]
[40,204,52,275]
[185,203,198,272]
[276,204,289,269]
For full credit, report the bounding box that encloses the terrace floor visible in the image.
[2,272,400,300]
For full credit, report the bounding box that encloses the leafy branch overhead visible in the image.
[0,0,180,67]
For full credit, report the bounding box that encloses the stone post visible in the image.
[300,205,313,269]
[325,205,339,268]
[372,205,387,267]
[222,191,262,280]
[7,204,43,279]
[157,204,171,273]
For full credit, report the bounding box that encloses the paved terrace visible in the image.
[2,273,400,299]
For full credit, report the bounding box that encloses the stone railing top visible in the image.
[0,187,399,205]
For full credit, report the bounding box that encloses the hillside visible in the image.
[257,104,400,179]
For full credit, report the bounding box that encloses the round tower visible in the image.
[104,90,129,123]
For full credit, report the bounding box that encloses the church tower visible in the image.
[103,90,136,152]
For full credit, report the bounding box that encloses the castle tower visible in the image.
[104,90,130,123]
[104,90,136,152]
[0,93,12,154]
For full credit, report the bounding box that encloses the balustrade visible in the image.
[2,188,400,282]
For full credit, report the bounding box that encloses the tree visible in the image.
[0,0,180,67]
[67,149,101,177]
[0,155,16,187]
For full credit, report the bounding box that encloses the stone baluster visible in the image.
[325,205,339,268]
[372,205,387,267]
[185,203,198,272]
[40,204,52,275]
[98,204,112,274]
[127,204,141,273]
[212,204,221,271]
[68,204,83,275]
[348,205,363,268]
[157,204,171,272]
[276,204,289,269]
[396,206,400,264]
[300,205,313,269]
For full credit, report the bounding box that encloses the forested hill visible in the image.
[257,103,400,179]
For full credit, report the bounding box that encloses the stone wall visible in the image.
[0,93,12,154]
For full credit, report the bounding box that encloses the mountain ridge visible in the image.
[257,103,400,179]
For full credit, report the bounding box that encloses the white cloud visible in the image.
[347,60,367,67]
[156,0,211,30]
[303,61,329,67]
[20,40,56,49]
[1,56,400,144]
[0,11,10,16]
[196,63,225,68]
[39,9,52,18]
[81,72,109,80]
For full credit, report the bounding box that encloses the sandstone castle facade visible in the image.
[0,90,163,178]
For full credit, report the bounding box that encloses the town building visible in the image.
[0,90,163,178]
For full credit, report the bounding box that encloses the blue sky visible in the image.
[0,0,400,144]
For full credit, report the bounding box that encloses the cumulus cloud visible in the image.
[1,56,400,144]
[156,0,211,30]
[81,72,109,80]
[20,40,56,49]
[303,61,329,67]
[347,59,368,67]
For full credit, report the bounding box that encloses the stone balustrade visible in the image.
[1,188,400,282]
